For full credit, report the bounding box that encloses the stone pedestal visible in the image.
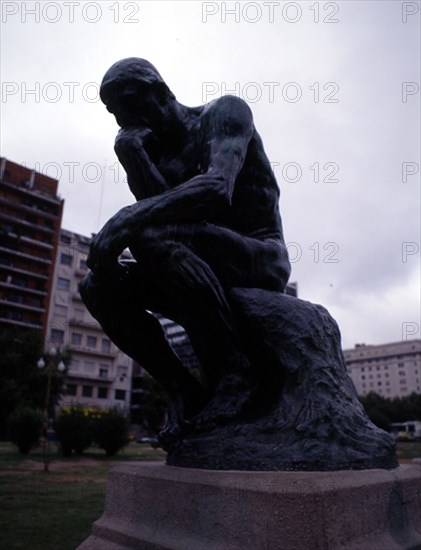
[77,462,421,550]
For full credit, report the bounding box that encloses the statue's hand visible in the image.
[114,127,155,157]
[87,208,133,275]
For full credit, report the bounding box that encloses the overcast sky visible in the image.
[1,0,420,349]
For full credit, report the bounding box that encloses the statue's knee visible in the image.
[79,273,100,311]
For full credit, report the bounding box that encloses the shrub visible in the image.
[7,407,43,454]
[54,407,93,456]
[93,407,130,456]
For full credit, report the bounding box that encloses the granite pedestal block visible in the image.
[77,462,421,550]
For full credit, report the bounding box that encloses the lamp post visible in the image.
[37,347,65,472]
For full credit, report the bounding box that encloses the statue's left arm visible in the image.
[87,96,254,273]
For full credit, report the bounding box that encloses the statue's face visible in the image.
[104,81,165,130]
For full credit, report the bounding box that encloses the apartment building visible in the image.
[344,339,421,398]
[0,158,63,336]
[47,229,132,411]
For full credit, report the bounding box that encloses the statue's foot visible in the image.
[159,388,208,450]
[193,372,253,432]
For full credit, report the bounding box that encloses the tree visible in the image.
[359,392,421,430]
[54,406,93,456]
[93,407,130,456]
[7,406,43,454]
[0,327,69,437]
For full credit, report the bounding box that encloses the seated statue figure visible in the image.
[81,58,397,470]
[80,57,291,431]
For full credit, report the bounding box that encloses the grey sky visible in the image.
[1,0,420,349]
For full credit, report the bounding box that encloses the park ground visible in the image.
[0,441,420,550]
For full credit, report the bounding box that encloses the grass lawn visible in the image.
[1,441,420,550]
[0,441,166,550]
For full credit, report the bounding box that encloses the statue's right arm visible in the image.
[114,127,170,200]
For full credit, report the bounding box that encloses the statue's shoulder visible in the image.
[201,95,254,134]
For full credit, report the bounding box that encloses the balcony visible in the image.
[0,179,61,206]
[0,245,51,265]
[69,317,102,330]
[0,281,47,296]
[67,343,114,359]
[66,370,114,383]
[0,316,43,330]
[0,208,55,234]
[0,264,49,280]
[0,298,45,313]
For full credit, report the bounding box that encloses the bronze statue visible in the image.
[81,59,397,470]
[81,58,290,428]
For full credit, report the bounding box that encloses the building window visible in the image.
[54,305,67,316]
[115,389,126,401]
[74,308,84,320]
[57,277,70,291]
[66,384,77,396]
[82,385,93,398]
[60,253,73,266]
[71,332,82,346]
[9,311,22,321]
[99,365,109,379]
[84,361,95,374]
[87,336,97,349]
[69,360,79,372]
[79,259,87,270]
[60,234,71,244]
[101,338,111,353]
[51,329,64,343]
[14,277,27,288]
[98,387,108,399]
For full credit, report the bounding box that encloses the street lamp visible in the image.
[38,347,66,472]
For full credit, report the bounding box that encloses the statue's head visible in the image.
[100,58,175,129]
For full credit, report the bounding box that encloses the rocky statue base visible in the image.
[77,462,421,550]
[165,291,398,471]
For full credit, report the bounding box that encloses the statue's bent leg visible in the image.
[79,269,206,419]
[130,229,261,428]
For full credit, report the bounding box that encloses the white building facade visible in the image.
[46,229,132,411]
[344,340,421,398]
